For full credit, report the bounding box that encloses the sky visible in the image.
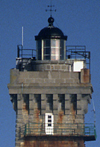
[0,0,100,146]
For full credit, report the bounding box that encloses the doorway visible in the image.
[45,113,54,135]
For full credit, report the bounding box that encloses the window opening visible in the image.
[23,94,29,114]
[37,40,41,60]
[51,39,60,60]
[11,94,17,112]
[60,40,64,60]
[44,40,50,60]
[48,120,51,122]
[34,94,41,114]
[48,115,51,118]
[58,94,65,114]
[70,94,77,114]
[46,94,53,112]
[43,39,65,61]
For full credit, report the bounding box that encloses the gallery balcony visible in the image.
[19,123,96,141]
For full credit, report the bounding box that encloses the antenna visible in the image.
[45,0,56,17]
[92,97,96,125]
[22,26,23,48]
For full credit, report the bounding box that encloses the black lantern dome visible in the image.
[35,17,67,40]
[35,17,67,61]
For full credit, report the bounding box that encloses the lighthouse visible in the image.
[8,12,96,147]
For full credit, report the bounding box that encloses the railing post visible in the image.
[24,124,26,136]
[32,50,33,57]
[17,45,20,57]
[94,125,97,139]
[84,123,85,135]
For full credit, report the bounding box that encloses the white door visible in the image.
[45,113,54,135]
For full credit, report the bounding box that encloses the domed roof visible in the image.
[35,17,67,40]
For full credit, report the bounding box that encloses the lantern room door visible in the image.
[45,113,54,135]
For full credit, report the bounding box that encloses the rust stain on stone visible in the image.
[21,140,85,147]
[34,108,40,123]
[81,69,90,83]
[23,103,28,111]
[78,140,85,147]
[57,110,64,123]
[68,140,75,147]
[71,104,75,122]
[22,141,32,147]
[83,69,89,83]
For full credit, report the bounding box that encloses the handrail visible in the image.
[19,123,96,139]
[16,45,90,72]
[17,45,36,58]
[66,45,90,71]
[17,45,90,60]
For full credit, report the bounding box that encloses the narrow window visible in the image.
[23,94,29,114]
[44,40,50,60]
[11,94,17,112]
[70,94,77,114]
[51,39,60,60]
[46,94,53,112]
[48,115,51,119]
[37,40,41,60]
[60,40,64,60]
[34,94,41,114]
[58,94,65,114]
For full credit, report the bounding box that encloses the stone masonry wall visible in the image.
[8,64,92,147]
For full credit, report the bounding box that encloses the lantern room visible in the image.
[35,16,67,61]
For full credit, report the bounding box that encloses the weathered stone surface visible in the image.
[8,60,93,147]
[20,139,85,147]
[81,69,90,83]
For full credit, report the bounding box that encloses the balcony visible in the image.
[19,123,96,141]
[16,45,90,72]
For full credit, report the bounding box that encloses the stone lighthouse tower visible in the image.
[8,15,96,147]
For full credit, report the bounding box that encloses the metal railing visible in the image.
[66,45,90,70]
[16,45,91,71]
[17,45,36,58]
[19,123,96,138]
[17,45,90,60]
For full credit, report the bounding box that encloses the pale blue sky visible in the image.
[0,0,100,146]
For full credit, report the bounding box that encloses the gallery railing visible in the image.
[19,123,96,140]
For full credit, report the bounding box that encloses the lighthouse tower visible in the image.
[8,15,96,147]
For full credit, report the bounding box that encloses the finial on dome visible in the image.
[48,16,54,26]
